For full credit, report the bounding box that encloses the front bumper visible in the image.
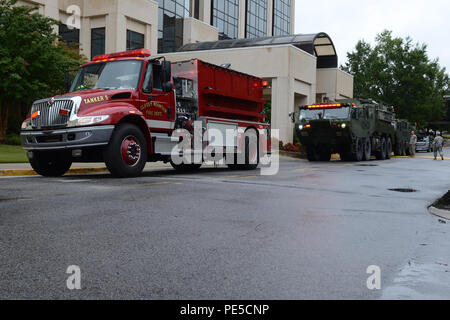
[21,125,115,151]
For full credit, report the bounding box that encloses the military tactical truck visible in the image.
[293,99,396,162]
[392,119,416,156]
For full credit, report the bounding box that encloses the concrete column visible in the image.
[266,0,273,36]
[290,0,295,35]
[44,0,59,33]
[271,76,295,143]
[80,16,91,60]
[238,0,246,38]
[146,24,158,54]
[199,0,212,25]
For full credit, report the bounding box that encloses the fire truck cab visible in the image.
[21,49,271,178]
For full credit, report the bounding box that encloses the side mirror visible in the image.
[161,60,172,93]
[289,112,295,123]
[161,60,172,83]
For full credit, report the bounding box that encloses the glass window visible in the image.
[246,0,267,38]
[273,0,291,36]
[127,30,145,51]
[300,107,350,121]
[212,0,239,40]
[157,0,190,53]
[70,60,143,92]
[59,24,80,48]
[91,27,105,60]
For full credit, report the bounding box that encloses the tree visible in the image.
[0,0,86,142]
[342,30,450,127]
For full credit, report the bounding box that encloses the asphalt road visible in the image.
[1,150,449,300]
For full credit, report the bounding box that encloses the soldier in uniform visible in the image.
[409,131,417,157]
[433,133,445,160]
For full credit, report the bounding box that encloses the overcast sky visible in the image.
[295,0,450,72]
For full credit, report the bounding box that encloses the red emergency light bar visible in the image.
[92,49,151,62]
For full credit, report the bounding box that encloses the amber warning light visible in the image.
[302,103,355,110]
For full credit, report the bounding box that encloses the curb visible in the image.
[429,206,450,221]
[0,167,108,177]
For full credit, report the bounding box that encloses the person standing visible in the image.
[433,133,444,160]
[409,131,417,157]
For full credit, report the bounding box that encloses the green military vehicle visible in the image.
[292,99,396,162]
[392,119,416,156]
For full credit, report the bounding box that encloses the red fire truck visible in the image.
[20,49,271,178]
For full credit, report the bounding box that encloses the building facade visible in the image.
[16,0,353,143]
[18,0,295,56]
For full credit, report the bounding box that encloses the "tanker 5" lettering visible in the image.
[83,95,109,104]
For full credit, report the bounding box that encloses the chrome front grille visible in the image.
[31,99,74,128]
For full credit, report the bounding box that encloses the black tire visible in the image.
[103,123,147,178]
[353,138,364,162]
[29,150,72,177]
[375,137,387,160]
[386,137,392,159]
[306,146,318,162]
[227,129,259,170]
[363,138,372,161]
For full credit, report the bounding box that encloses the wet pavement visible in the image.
[0,149,449,299]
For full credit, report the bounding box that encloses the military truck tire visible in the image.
[353,138,364,162]
[363,138,372,161]
[103,123,148,178]
[29,150,72,177]
[306,146,319,162]
[386,137,392,159]
[376,137,387,160]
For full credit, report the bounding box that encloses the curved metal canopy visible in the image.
[177,33,338,68]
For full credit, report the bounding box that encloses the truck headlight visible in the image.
[21,120,32,130]
[298,124,304,130]
[67,115,110,127]
[341,123,347,129]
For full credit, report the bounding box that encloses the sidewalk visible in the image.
[0,162,172,177]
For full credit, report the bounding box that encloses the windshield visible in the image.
[70,60,143,92]
[300,107,350,121]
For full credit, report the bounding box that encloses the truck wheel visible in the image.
[306,146,317,162]
[375,137,387,160]
[29,151,72,177]
[386,138,392,159]
[353,138,364,162]
[103,123,148,178]
[363,138,371,161]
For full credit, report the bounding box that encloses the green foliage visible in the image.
[0,0,87,141]
[6,133,21,145]
[263,101,271,124]
[342,30,450,127]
